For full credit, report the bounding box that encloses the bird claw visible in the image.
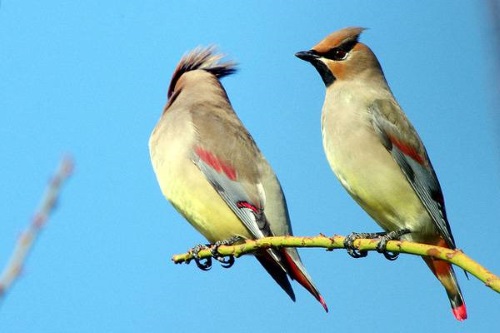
[188,236,245,270]
[209,245,234,269]
[214,255,235,268]
[375,229,411,261]
[344,230,409,260]
[376,238,399,261]
[347,247,368,258]
[209,236,243,269]
[194,257,213,270]
[191,244,212,271]
[344,232,372,258]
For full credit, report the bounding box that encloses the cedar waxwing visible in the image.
[149,47,327,311]
[296,27,466,320]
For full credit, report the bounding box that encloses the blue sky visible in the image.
[1,1,499,332]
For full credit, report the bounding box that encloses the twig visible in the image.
[0,156,74,299]
[172,235,500,293]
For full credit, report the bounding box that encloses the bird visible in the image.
[295,27,466,320]
[149,46,327,312]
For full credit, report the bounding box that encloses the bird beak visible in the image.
[295,49,334,87]
[295,50,319,62]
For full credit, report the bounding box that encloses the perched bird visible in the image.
[149,47,327,311]
[296,27,466,320]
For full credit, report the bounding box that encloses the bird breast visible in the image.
[320,85,431,235]
[149,108,253,242]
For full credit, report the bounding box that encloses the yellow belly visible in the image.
[149,114,252,244]
[164,163,253,243]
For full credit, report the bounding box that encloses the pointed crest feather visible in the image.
[167,46,237,98]
[313,27,366,53]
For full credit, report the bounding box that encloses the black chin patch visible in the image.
[310,60,335,87]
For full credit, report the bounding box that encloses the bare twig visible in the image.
[0,156,74,299]
[172,235,500,293]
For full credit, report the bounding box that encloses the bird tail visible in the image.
[255,252,296,301]
[255,249,328,312]
[281,248,328,312]
[422,240,467,321]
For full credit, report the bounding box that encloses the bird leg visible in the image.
[344,229,411,260]
[375,228,411,261]
[190,244,212,271]
[210,236,244,269]
[344,232,386,258]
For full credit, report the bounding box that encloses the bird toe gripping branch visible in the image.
[343,233,369,258]
[190,244,213,271]
[210,236,243,269]
[344,229,411,261]
[189,236,244,271]
[375,229,412,261]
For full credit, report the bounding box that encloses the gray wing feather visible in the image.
[369,100,456,248]
[191,152,273,239]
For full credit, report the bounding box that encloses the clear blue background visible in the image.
[1,1,499,332]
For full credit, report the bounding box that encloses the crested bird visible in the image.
[149,47,327,311]
[296,27,466,320]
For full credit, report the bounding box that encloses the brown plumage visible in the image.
[296,27,466,320]
[149,47,327,311]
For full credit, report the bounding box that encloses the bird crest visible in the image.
[167,46,237,98]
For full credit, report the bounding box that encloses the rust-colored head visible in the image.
[296,27,383,86]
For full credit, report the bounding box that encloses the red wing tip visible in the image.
[319,295,329,313]
[452,304,467,321]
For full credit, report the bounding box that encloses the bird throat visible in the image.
[310,60,335,87]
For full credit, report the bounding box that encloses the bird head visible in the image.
[295,27,383,86]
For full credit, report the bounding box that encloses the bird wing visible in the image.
[191,121,291,270]
[191,145,272,240]
[190,102,275,241]
[193,144,327,309]
[368,99,455,248]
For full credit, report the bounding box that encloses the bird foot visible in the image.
[209,236,243,269]
[191,244,212,271]
[344,232,386,258]
[375,229,411,261]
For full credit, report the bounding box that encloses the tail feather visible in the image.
[255,249,328,312]
[423,254,467,321]
[281,248,328,312]
[255,252,296,302]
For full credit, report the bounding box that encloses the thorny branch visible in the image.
[172,235,500,293]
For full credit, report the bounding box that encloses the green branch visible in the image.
[172,235,500,293]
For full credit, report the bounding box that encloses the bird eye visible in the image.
[325,48,348,61]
